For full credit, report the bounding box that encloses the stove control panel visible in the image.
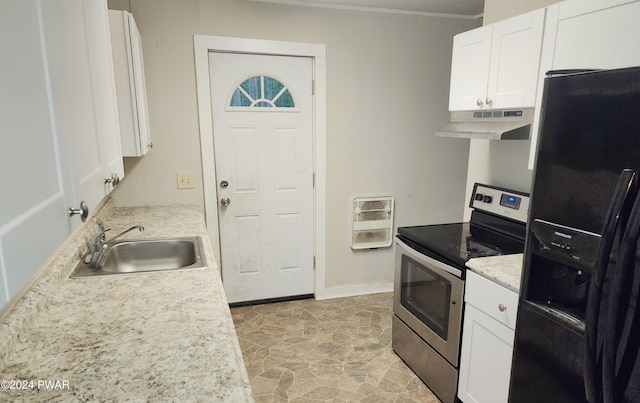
[470,183,529,223]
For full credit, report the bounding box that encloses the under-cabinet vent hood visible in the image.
[436,109,534,140]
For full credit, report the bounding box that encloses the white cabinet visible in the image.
[0,0,70,304]
[40,0,123,229]
[41,0,108,225]
[0,0,121,306]
[458,271,518,403]
[85,0,125,192]
[449,25,492,111]
[549,0,640,71]
[109,10,152,157]
[449,9,545,111]
[528,0,640,169]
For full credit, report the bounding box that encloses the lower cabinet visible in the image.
[458,271,518,403]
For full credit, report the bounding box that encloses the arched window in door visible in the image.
[228,75,297,110]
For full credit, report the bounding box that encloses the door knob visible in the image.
[69,201,89,222]
[220,180,229,188]
[485,97,493,106]
[476,98,484,107]
[220,197,231,207]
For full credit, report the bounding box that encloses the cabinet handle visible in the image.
[476,98,484,107]
[498,303,507,312]
[69,201,89,222]
[485,97,492,106]
[104,173,120,188]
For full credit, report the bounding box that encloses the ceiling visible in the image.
[251,0,485,19]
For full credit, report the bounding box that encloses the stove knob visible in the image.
[483,195,493,203]
[475,193,484,201]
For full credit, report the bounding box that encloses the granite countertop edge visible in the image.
[465,253,524,293]
[0,199,253,401]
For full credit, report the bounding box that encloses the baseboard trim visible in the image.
[228,282,394,306]
[315,281,393,300]
[228,293,314,308]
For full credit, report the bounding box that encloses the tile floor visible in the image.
[230,292,442,402]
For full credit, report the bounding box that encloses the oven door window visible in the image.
[400,255,451,340]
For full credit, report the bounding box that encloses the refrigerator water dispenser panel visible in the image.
[531,219,601,270]
[524,253,591,323]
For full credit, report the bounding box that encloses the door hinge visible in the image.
[313,173,315,188]
[312,80,315,96]
[313,256,316,269]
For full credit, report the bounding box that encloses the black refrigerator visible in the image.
[510,66,640,403]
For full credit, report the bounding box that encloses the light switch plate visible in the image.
[176,172,194,189]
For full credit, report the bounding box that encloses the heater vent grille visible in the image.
[351,196,394,250]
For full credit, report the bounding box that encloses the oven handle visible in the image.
[395,238,463,279]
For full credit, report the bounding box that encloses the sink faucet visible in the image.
[105,225,145,243]
[86,221,144,268]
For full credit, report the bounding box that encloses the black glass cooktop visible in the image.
[397,220,525,269]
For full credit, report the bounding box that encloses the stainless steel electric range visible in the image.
[392,183,529,403]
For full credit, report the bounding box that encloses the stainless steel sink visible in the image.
[71,236,207,277]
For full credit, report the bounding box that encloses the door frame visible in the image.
[193,35,327,298]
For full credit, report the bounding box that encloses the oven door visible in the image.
[393,238,464,366]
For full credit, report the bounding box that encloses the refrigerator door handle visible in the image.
[584,169,636,403]
[602,184,640,403]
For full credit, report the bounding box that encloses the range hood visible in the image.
[436,109,534,140]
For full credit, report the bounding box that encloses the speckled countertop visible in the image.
[0,199,253,402]
[465,254,524,292]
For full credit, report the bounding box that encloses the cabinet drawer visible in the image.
[465,271,519,330]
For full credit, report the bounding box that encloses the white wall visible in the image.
[484,0,560,24]
[108,0,480,292]
[462,0,561,220]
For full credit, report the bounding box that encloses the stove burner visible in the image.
[455,238,504,258]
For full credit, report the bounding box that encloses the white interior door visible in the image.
[210,52,313,304]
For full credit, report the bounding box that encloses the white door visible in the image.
[210,52,314,304]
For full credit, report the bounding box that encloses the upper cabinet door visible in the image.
[448,9,545,111]
[449,25,493,111]
[127,14,152,156]
[83,0,125,192]
[486,9,545,109]
[0,1,70,302]
[0,0,122,306]
[40,0,106,229]
[551,0,640,70]
[528,0,640,169]
[109,10,152,157]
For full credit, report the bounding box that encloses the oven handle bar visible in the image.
[395,238,463,279]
